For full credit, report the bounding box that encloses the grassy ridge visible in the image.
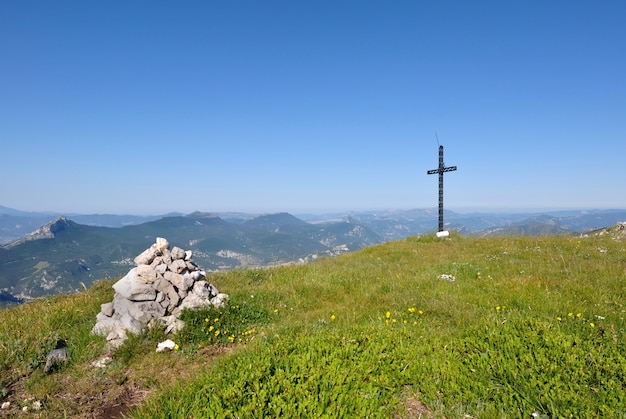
[1,232,626,417]
[134,233,626,417]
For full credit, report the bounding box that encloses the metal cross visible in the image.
[427,145,457,232]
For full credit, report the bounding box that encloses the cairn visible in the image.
[92,237,228,349]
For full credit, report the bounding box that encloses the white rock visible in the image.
[135,265,158,283]
[184,270,205,282]
[155,262,168,274]
[116,312,144,334]
[161,315,186,334]
[179,293,209,310]
[156,339,177,352]
[100,302,114,317]
[128,300,167,323]
[134,245,158,265]
[155,237,169,253]
[191,280,211,298]
[91,354,113,368]
[91,313,119,335]
[169,259,187,274]
[181,272,195,291]
[1,402,10,409]
[164,271,185,289]
[106,328,127,342]
[113,269,157,301]
[161,250,172,265]
[171,246,186,260]
[210,293,229,308]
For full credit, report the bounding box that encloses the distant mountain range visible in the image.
[0,205,169,245]
[0,210,381,305]
[1,205,625,307]
[300,208,626,239]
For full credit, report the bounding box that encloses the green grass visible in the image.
[2,232,626,417]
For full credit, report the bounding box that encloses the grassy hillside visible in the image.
[1,230,625,417]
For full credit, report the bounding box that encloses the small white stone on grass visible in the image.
[156,339,177,352]
[91,354,113,368]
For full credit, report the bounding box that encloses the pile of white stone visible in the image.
[92,237,228,349]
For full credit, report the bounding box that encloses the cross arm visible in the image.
[427,166,457,175]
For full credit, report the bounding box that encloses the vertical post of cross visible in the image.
[427,145,457,233]
[437,145,444,232]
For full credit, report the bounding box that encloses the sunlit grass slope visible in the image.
[135,233,626,418]
[2,231,625,417]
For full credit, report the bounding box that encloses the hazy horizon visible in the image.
[3,203,626,218]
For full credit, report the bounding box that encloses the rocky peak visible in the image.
[3,216,71,249]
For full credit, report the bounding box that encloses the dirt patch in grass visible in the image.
[395,386,433,419]
[1,345,233,418]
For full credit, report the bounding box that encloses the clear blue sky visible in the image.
[1,1,625,215]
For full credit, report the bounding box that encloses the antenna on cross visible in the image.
[426,142,457,236]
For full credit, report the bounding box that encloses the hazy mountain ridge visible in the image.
[2,205,626,307]
[315,208,626,239]
[0,212,383,305]
[0,206,167,245]
[4,205,626,245]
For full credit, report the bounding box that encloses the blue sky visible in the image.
[1,1,625,215]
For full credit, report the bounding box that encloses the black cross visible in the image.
[427,145,457,232]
